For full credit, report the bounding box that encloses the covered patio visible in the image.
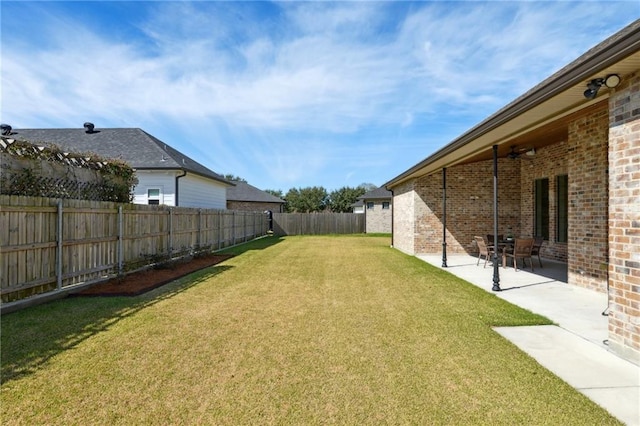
[385,20,640,366]
[418,253,640,426]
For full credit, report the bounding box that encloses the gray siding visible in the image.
[179,173,227,209]
[133,171,177,206]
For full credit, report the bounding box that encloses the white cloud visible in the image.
[1,1,636,191]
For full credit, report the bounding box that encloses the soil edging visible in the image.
[73,254,233,297]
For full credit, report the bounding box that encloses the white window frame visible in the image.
[147,187,163,205]
[366,202,374,210]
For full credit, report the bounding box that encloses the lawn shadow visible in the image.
[1,263,237,384]
[218,234,284,256]
[3,236,286,384]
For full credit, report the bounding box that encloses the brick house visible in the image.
[358,186,392,233]
[385,20,640,364]
[226,180,285,212]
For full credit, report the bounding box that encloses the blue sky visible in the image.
[1,2,637,193]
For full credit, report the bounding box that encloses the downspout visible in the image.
[175,170,187,206]
[603,156,610,317]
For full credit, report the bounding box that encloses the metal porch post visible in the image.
[492,145,501,291]
[442,167,448,267]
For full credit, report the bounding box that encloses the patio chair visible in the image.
[502,238,535,272]
[474,236,495,268]
[531,236,544,268]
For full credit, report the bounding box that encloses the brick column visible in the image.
[391,180,417,254]
[608,71,640,362]
[567,105,609,292]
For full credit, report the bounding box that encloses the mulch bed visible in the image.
[73,254,233,297]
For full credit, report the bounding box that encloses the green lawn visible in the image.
[1,235,621,425]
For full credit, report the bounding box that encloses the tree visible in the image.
[328,186,366,213]
[223,174,247,182]
[264,189,284,199]
[284,186,328,212]
[358,182,378,192]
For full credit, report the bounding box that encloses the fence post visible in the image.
[118,205,123,275]
[232,211,237,245]
[244,212,248,241]
[169,208,173,259]
[197,208,202,251]
[216,210,222,250]
[56,200,63,290]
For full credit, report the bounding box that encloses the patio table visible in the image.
[499,239,515,266]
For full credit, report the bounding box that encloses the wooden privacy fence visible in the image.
[272,212,364,235]
[0,195,268,303]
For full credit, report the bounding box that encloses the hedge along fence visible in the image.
[272,212,365,235]
[0,195,269,305]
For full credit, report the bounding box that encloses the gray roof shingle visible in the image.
[9,127,231,185]
[226,181,285,204]
[359,186,392,200]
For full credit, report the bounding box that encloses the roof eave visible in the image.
[135,167,235,186]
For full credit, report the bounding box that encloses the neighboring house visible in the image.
[226,181,285,212]
[351,200,364,214]
[384,20,640,364]
[8,125,232,209]
[358,186,392,233]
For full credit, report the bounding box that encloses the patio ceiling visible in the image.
[385,20,640,188]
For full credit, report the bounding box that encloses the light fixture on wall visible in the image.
[583,74,621,99]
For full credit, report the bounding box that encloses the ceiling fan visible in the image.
[507,145,535,160]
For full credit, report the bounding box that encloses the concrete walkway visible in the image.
[417,254,640,426]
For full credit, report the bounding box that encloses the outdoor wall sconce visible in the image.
[583,74,621,99]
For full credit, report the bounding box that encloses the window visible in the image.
[382,202,390,210]
[534,178,549,239]
[147,188,161,205]
[556,175,568,243]
[366,202,374,210]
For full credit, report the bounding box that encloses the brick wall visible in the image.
[400,143,573,262]
[567,104,610,292]
[608,71,640,361]
[404,159,521,255]
[391,180,416,254]
[364,200,392,233]
[414,173,442,253]
[520,141,569,261]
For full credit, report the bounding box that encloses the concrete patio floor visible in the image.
[417,254,640,426]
